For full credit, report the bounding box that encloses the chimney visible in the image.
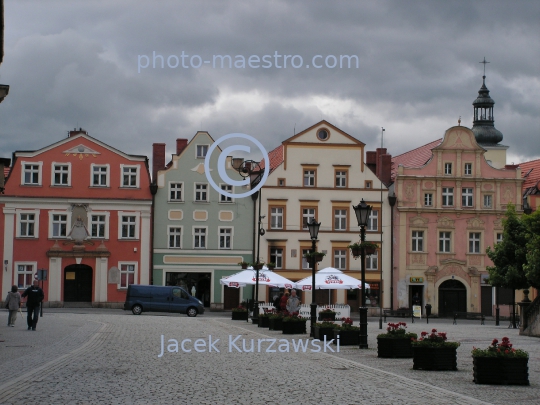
[379,154,392,186]
[152,143,166,183]
[68,127,88,137]
[375,148,387,179]
[366,151,377,173]
[176,139,188,156]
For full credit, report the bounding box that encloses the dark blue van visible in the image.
[124,285,204,317]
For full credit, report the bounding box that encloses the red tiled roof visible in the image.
[520,158,540,190]
[3,166,9,178]
[391,139,442,181]
[260,144,283,173]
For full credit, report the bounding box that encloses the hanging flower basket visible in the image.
[348,242,378,259]
[238,261,249,269]
[303,251,326,263]
[251,262,264,270]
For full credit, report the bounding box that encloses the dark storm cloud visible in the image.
[0,0,538,164]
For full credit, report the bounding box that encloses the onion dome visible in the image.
[472,75,503,145]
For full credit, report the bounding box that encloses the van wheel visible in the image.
[186,307,198,317]
[132,304,143,315]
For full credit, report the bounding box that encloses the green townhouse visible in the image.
[151,132,255,311]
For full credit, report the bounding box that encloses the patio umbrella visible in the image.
[220,267,295,289]
[294,267,370,291]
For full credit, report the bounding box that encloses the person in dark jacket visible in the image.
[21,280,44,331]
[273,293,283,311]
[280,292,289,313]
[5,285,21,327]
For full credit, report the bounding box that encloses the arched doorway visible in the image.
[64,264,93,302]
[438,279,466,317]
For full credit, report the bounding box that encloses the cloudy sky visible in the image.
[0,0,538,166]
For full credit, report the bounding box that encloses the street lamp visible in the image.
[307,219,321,337]
[352,198,372,349]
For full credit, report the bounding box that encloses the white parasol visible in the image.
[220,267,295,289]
[294,267,370,291]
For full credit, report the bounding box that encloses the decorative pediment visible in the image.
[467,216,485,229]
[409,215,428,228]
[440,258,466,266]
[191,163,212,174]
[437,217,454,228]
[63,144,100,159]
[424,266,438,276]
[493,218,503,230]
[467,267,480,276]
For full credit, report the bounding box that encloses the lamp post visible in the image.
[352,198,372,349]
[307,219,321,337]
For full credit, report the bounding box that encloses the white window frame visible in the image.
[168,226,182,249]
[302,208,316,230]
[303,170,315,187]
[196,145,209,158]
[424,193,433,207]
[334,249,347,270]
[442,187,454,206]
[118,262,137,289]
[270,207,284,229]
[118,212,140,240]
[366,250,378,270]
[334,209,347,231]
[483,194,493,208]
[496,233,503,244]
[335,171,347,188]
[218,227,233,250]
[15,262,36,289]
[89,212,110,239]
[21,161,43,186]
[120,164,140,188]
[219,184,234,203]
[194,183,209,202]
[439,231,451,253]
[464,163,472,176]
[90,164,110,187]
[169,182,184,202]
[367,210,378,231]
[193,227,207,249]
[270,247,284,269]
[462,188,474,207]
[48,211,71,239]
[16,210,39,238]
[412,230,424,252]
[444,162,452,175]
[469,232,481,253]
[51,162,71,186]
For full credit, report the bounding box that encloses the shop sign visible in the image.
[410,277,423,283]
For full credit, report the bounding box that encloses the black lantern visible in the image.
[307,219,321,337]
[353,199,372,228]
[307,220,321,241]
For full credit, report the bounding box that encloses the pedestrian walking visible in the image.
[4,285,21,327]
[21,280,44,331]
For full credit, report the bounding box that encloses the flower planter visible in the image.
[258,316,270,328]
[473,357,529,385]
[350,247,362,257]
[333,329,360,346]
[269,317,283,331]
[282,321,307,334]
[364,246,376,256]
[232,311,248,321]
[314,326,335,341]
[377,337,414,358]
[412,346,458,370]
[318,312,336,322]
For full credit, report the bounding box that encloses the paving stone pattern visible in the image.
[0,311,538,404]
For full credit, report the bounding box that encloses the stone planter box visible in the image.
[473,357,529,385]
[231,311,248,321]
[314,326,335,341]
[412,346,458,370]
[282,321,307,334]
[333,329,360,346]
[269,317,283,331]
[318,312,336,321]
[377,337,414,358]
[258,316,270,328]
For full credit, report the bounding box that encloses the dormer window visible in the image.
[197,145,208,158]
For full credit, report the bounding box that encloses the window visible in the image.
[442,187,454,206]
[121,216,136,239]
[335,171,347,188]
[496,233,503,244]
[303,170,315,187]
[270,247,284,269]
[90,214,107,238]
[317,129,329,141]
[270,207,284,229]
[17,264,34,289]
[19,213,37,237]
[464,163,472,175]
[92,165,109,187]
[220,185,233,203]
[424,193,433,207]
[52,214,68,238]
[412,231,424,252]
[483,195,492,208]
[365,181,372,189]
[119,263,135,288]
[444,163,452,175]
[334,209,347,231]
[278,178,285,187]
[169,182,183,201]
[366,250,378,270]
[462,188,473,207]
[121,165,138,188]
[367,210,378,231]
[53,164,70,186]
[168,227,182,248]
[194,228,206,249]
[302,208,316,230]
[219,228,232,249]
[469,232,481,253]
[23,163,41,185]
[334,249,347,270]
[301,249,311,269]
[196,145,208,158]
[195,183,208,202]
[439,231,451,253]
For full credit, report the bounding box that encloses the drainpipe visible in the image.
[150,182,158,285]
[388,194,397,311]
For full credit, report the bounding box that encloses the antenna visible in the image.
[294,123,296,135]
[381,127,385,148]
